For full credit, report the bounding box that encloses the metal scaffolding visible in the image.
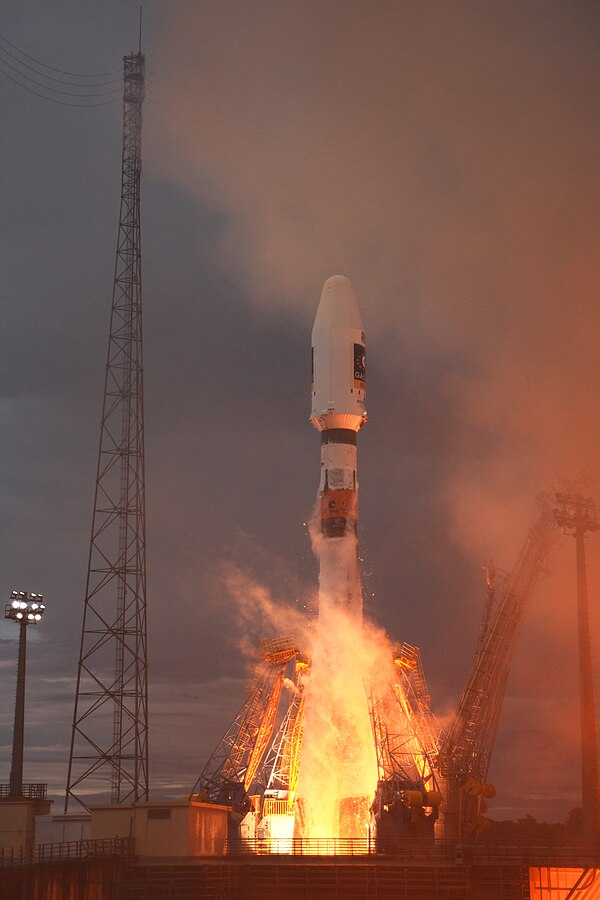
[65,51,148,811]
[192,638,298,813]
[439,500,559,840]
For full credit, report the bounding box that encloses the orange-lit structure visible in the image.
[260,655,309,810]
[392,643,441,788]
[438,501,559,840]
[529,867,600,898]
[191,637,299,829]
[366,644,442,849]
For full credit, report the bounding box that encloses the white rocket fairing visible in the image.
[310,275,366,617]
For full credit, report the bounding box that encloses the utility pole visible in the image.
[554,492,600,845]
[65,50,148,812]
[4,591,46,797]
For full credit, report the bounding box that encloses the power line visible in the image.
[0,31,120,78]
[0,42,121,87]
[0,55,120,97]
[0,62,120,107]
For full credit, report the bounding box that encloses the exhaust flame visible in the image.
[221,537,431,848]
[298,514,394,839]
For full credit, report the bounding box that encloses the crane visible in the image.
[438,499,559,841]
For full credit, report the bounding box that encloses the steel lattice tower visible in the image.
[65,52,148,812]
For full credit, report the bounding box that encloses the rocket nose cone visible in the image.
[314,275,363,332]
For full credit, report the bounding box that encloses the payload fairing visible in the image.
[310,275,367,617]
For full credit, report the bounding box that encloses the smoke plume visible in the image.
[147,1,600,820]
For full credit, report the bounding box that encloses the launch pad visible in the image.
[4,840,600,899]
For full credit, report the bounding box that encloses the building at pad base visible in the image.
[91,800,228,858]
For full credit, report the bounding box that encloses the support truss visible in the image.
[65,52,148,811]
[192,638,298,811]
[261,656,309,810]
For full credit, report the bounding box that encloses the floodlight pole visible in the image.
[9,619,27,798]
[5,590,46,798]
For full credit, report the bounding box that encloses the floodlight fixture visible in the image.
[5,591,46,626]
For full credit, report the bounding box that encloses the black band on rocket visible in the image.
[320,429,357,446]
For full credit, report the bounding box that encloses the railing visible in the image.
[468,840,600,867]
[226,836,600,866]
[0,783,47,800]
[0,836,134,868]
[228,837,372,856]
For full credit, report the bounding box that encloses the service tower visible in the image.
[310,275,367,617]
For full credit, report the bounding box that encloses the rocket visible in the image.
[310,275,366,617]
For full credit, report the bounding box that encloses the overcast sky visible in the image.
[1,0,600,823]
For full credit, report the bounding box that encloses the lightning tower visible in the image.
[65,50,148,811]
[554,492,600,846]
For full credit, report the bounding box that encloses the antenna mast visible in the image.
[554,492,600,845]
[65,51,148,811]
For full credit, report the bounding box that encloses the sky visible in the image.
[1,0,600,823]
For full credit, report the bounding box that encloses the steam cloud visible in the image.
[150,1,600,555]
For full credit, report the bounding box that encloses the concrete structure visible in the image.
[0,797,51,848]
[35,812,91,845]
[91,799,228,858]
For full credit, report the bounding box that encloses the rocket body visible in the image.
[310,276,366,617]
